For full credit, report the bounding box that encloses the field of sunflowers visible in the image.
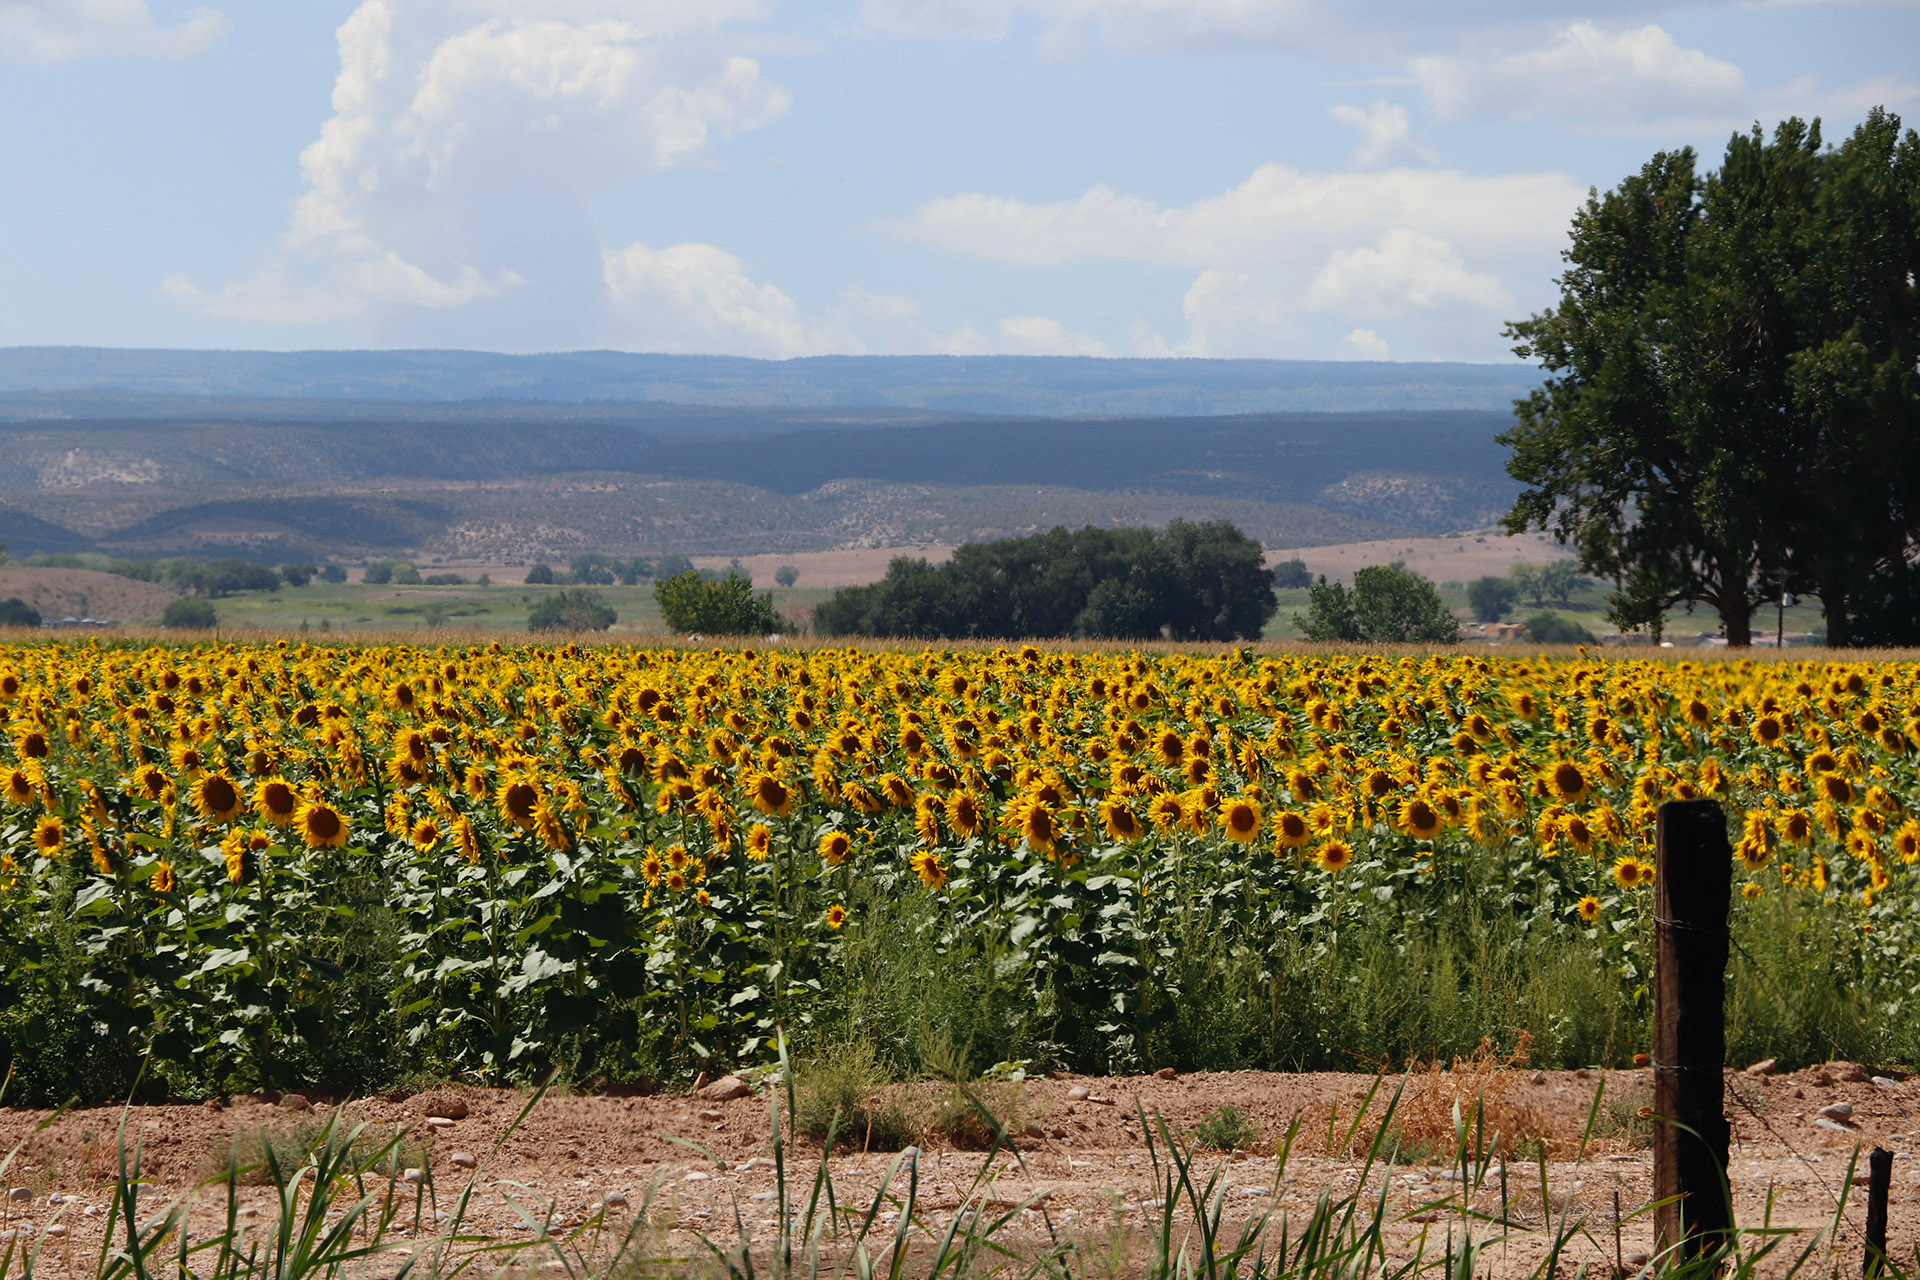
[1,637,1916,1102]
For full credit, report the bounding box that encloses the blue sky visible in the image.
[0,0,1912,362]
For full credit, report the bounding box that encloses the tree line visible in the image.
[1504,109,1920,647]
[812,521,1277,641]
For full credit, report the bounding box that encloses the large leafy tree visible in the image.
[1501,111,1920,646]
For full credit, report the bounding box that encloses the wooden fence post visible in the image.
[1864,1147,1893,1277]
[1652,799,1733,1262]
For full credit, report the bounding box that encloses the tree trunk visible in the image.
[1724,608,1752,648]
[1827,587,1852,649]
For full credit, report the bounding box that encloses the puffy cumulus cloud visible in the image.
[897,162,1581,269]
[1329,101,1434,167]
[168,0,789,347]
[899,158,1577,359]
[602,240,833,358]
[1334,328,1389,360]
[1302,229,1511,316]
[1410,22,1744,122]
[0,0,227,62]
[937,315,1113,356]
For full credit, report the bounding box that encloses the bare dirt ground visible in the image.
[1267,530,1575,585]
[1,1064,1911,1276]
[0,566,177,624]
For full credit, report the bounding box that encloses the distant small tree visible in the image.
[280,562,317,587]
[363,561,394,585]
[1466,576,1520,622]
[1523,611,1598,644]
[163,597,218,630]
[390,562,423,586]
[655,571,786,636]
[424,572,466,585]
[476,573,492,587]
[0,597,40,628]
[318,563,347,583]
[1271,558,1311,590]
[1508,562,1546,607]
[524,563,557,585]
[775,564,800,588]
[570,553,617,586]
[1539,561,1581,606]
[1297,564,1458,644]
[528,589,617,633]
[654,553,695,579]
[617,557,654,585]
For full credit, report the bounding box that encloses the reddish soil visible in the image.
[1,1065,1912,1276]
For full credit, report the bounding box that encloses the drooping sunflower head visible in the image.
[2,765,35,806]
[1819,774,1855,806]
[409,817,440,851]
[750,772,794,818]
[910,850,949,890]
[745,823,773,860]
[947,792,985,839]
[1147,792,1186,832]
[1100,797,1142,842]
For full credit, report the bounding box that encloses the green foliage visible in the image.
[162,597,218,629]
[422,572,466,586]
[1503,111,1920,647]
[1271,557,1311,589]
[793,1041,916,1150]
[774,563,800,588]
[389,561,423,586]
[318,563,347,583]
[654,553,695,579]
[1466,575,1519,622]
[362,561,393,585]
[0,597,40,628]
[815,521,1276,641]
[1522,612,1597,645]
[653,571,784,636]
[279,562,317,587]
[527,588,617,632]
[1297,564,1459,643]
[1193,1104,1261,1151]
[523,563,556,585]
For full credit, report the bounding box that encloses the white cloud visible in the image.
[896,162,1581,269]
[1335,328,1389,360]
[1410,22,1744,121]
[1768,72,1920,120]
[937,315,1113,356]
[169,0,789,347]
[1302,229,1511,316]
[0,0,227,62]
[1329,100,1433,167]
[603,240,831,359]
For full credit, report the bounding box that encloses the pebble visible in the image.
[7,1188,30,1204]
[700,1075,752,1102]
[44,1225,65,1239]
[737,1157,775,1171]
[401,1168,424,1184]
[1066,1086,1091,1101]
[1023,1122,1046,1139]
[699,1110,725,1123]
[1818,1102,1855,1121]
[419,1093,469,1120]
[1744,1058,1778,1077]
[449,1152,477,1170]
[238,1208,258,1219]
[426,1117,455,1129]
[1817,1118,1853,1132]
[684,1171,710,1182]
[279,1093,311,1112]
[1624,1252,1651,1269]
[603,1191,629,1209]
[1530,1072,1547,1085]
[1874,1076,1901,1088]
[46,1194,70,1205]
[1153,1068,1177,1080]
[751,1191,777,1202]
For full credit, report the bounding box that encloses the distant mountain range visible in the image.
[0,347,1539,417]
